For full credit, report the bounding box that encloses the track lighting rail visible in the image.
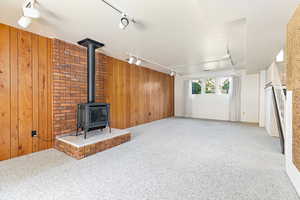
[102,0,123,15]
[101,0,136,23]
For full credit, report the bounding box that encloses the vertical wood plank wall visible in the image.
[0,24,174,161]
[0,24,52,161]
[287,5,300,171]
[105,57,174,129]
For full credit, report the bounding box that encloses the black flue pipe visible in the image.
[78,38,104,103]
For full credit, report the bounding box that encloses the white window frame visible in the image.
[191,77,230,95]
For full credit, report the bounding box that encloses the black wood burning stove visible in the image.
[76,38,111,139]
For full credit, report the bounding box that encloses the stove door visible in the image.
[89,105,108,127]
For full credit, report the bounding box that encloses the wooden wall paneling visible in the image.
[162,74,166,118]
[133,64,139,126]
[161,74,165,118]
[138,66,145,124]
[18,30,33,156]
[171,76,174,116]
[138,67,143,124]
[110,58,115,127]
[0,24,11,160]
[155,71,160,121]
[122,61,128,128]
[31,34,39,152]
[118,60,124,128]
[168,76,172,117]
[9,27,19,158]
[133,66,140,125]
[161,73,165,119]
[158,72,162,119]
[149,70,156,122]
[164,74,169,118]
[143,68,147,123]
[47,39,53,148]
[157,72,162,120]
[125,62,131,128]
[148,70,153,122]
[117,60,124,128]
[140,68,145,123]
[38,36,49,150]
[0,24,54,161]
[151,71,157,121]
[129,64,136,126]
[145,68,150,122]
[168,76,173,117]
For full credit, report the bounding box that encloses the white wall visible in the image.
[285,91,300,196]
[174,75,230,120]
[241,73,260,123]
[175,71,260,122]
[175,75,185,117]
[259,70,266,127]
[187,94,230,120]
[264,87,280,137]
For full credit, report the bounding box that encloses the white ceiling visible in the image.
[0,0,298,75]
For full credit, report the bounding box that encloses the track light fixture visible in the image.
[18,0,40,28]
[18,16,32,28]
[136,59,142,66]
[101,0,136,30]
[127,56,142,66]
[126,53,178,75]
[119,14,129,30]
[128,57,135,64]
[23,1,40,18]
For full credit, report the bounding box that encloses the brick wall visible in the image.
[52,39,107,136]
[287,5,300,171]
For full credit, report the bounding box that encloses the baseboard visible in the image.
[175,116,230,122]
[174,116,260,126]
[286,160,300,196]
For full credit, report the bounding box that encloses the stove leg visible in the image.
[84,130,87,139]
[76,127,79,136]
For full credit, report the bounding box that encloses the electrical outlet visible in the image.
[32,130,37,137]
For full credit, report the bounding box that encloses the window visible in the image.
[190,77,230,95]
[219,78,230,94]
[205,78,216,94]
[192,80,202,94]
[276,49,284,62]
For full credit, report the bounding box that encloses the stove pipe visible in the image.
[78,38,104,103]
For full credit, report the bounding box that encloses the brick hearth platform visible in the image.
[55,128,131,159]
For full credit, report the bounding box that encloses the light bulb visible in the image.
[119,17,129,30]
[18,16,32,28]
[136,59,142,66]
[128,57,135,64]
